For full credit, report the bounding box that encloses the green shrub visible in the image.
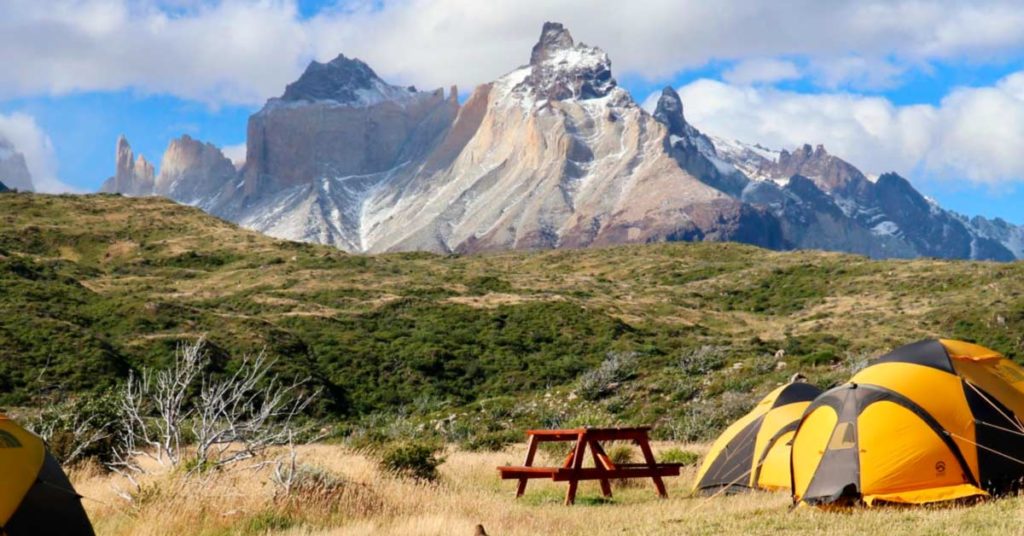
[678,345,728,375]
[378,441,445,481]
[578,351,638,401]
[460,430,520,452]
[659,447,700,466]
[466,275,513,295]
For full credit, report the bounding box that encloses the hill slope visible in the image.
[1,193,1022,441]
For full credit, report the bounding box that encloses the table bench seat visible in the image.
[498,426,678,505]
[498,464,681,481]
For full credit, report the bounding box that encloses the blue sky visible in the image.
[0,0,1022,224]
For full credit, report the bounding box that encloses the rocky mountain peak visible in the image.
[100,135,155,196]
[774,142,867,194]
[278,53,422,108]
[653,86,687,137]
[519,22,616,101]
[282,54,379,102]
[155,134,237,206]
[529,22,577,65]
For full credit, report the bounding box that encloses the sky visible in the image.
[0,0,1022,224]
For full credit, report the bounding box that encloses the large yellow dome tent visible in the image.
[693,380,822,494]
[0,415,94,535]
[791,339,1024,507]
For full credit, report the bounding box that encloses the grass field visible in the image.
[74,443,1024,536]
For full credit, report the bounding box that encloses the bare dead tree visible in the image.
[31,409,111,465]
[192,349,317,469]
[108,338,319,486]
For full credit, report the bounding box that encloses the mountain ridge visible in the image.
[98,22,1023,261]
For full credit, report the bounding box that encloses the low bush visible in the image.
[377,441,446,481]
[659,447,700,466]
[578,351,638,401]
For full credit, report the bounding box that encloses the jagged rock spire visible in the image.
[530,22,576,65]
[100,135,155,196]
[520,22,616,101]
[653,86,687,137]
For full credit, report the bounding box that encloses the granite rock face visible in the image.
[155,134,237,208]
[100,136,155,196]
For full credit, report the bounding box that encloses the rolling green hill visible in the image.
[1,192,1022,444]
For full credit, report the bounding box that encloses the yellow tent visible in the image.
[792,339,1024,506]
[693,381,821,494]
[1,415,94,535]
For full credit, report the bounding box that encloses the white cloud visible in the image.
[221,142,247,168]
[2,0,1024,105]
[0,0,310,105]
[722,59,801,86]
[0,113,78,193]
[808,56,908,90]
[667,72,1024,185]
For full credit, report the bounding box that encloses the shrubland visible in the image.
[1,192,1023,451]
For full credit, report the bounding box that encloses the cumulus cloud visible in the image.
[722,59,801,86]
[0,0,310,105]
[0,113,77,193]
[2,0,1024,104]
[664,72,1024,185]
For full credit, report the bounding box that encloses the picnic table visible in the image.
[497,426,681,505]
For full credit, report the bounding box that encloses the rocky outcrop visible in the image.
[155,135,237,208]
[654,87,749,197]
[0,180,9,193]
[100,136,155,196]
[0,136,33,192]
[237,55,457,198]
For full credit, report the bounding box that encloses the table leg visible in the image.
[638,437,668,498]
[589,441,613,498]
[565,432,588,506]
[516,435,539,498]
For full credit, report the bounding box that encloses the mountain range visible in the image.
[99,22,1024,261]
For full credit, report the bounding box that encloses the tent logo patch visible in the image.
[935,461,946,474]
[0,430,22,448]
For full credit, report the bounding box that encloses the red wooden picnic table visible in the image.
[497,426,681,505]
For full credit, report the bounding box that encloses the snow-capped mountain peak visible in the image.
[515,22,617,102]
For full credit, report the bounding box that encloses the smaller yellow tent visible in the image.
[791,339,1024,507]
[693,381,821,494]
[1,415,95,535]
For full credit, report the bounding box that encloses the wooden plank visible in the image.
[565,431,587,506]
[526,428,584,438]
[589,440,612,498]
[499,468,560,480]
[516,435,539,497]
[578,429,651,442]
[552,466,680,481]
[590,442,617,470]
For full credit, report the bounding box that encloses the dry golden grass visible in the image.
[74,443,1024,536]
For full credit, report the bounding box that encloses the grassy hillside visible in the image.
[1,192,1022,443]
